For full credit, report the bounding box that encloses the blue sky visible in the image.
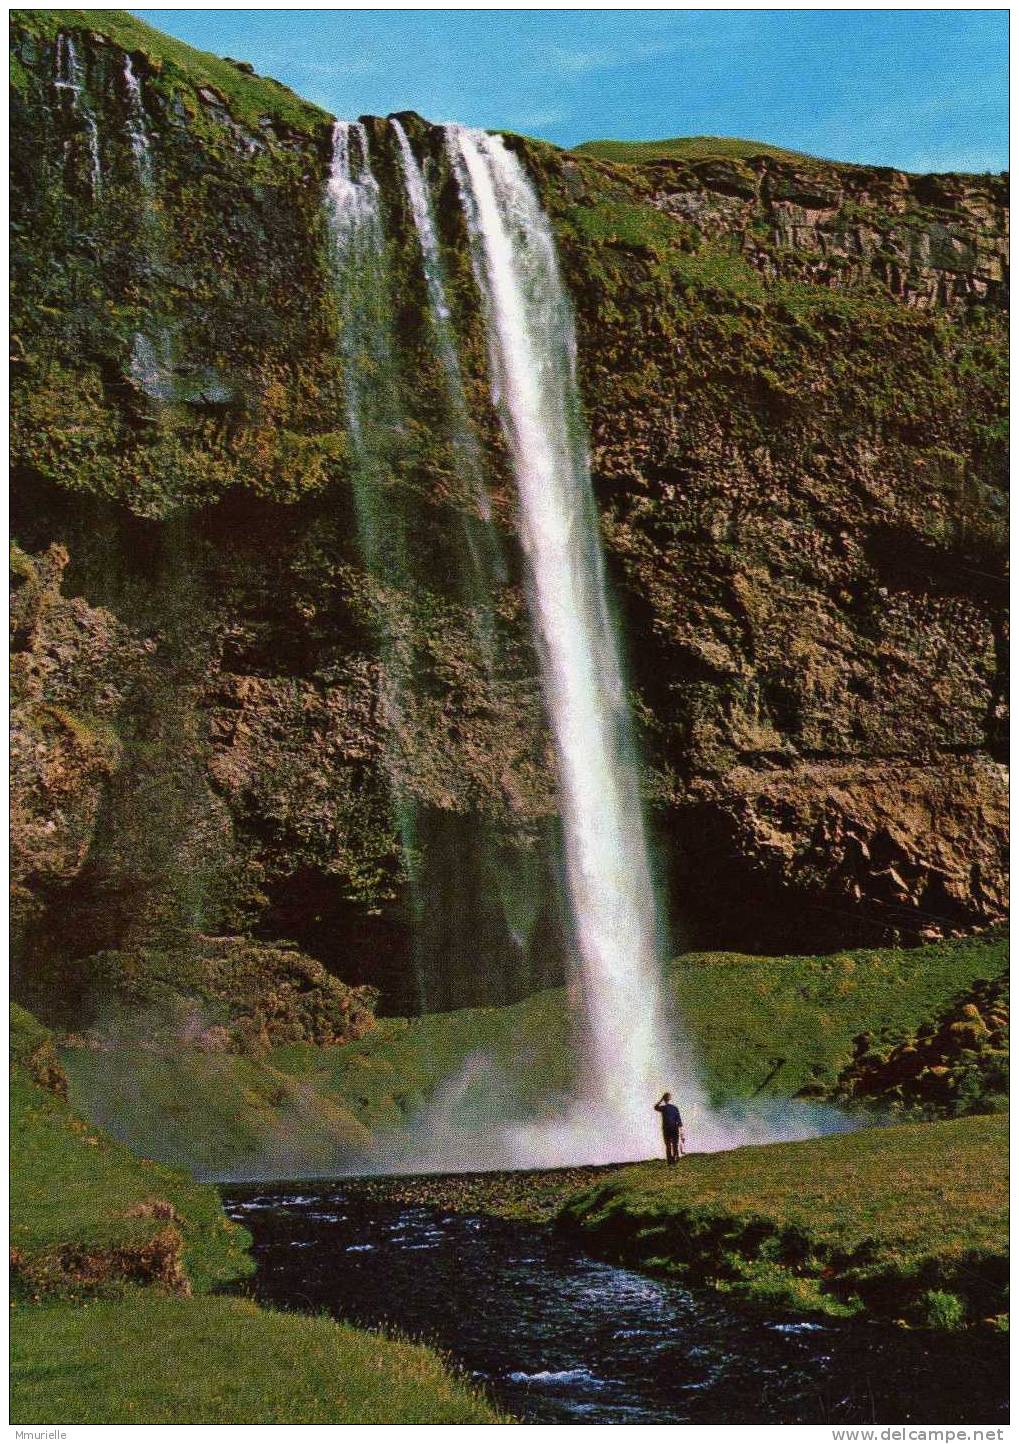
[135,8,1008,172]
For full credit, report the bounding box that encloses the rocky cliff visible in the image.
[10,10,1008,1022]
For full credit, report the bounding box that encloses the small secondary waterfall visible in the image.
[121,54,175,401]
[447,126,699,1161]
[54,32,102,197]
[389,118,507,644]
[122,54,153,188]
[327,120,431,1009]
[327,121,409,584]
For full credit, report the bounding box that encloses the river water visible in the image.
[221,1178,1007,1425]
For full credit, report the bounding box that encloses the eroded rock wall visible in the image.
[9,10,1008,1016]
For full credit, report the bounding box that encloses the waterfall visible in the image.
[389,121,494,528]
[53,33,102,197]
[447,126,703,1161]
[326,121,407,579]
[119,53,174,403]
[122,55,153,188]
[326,119,429,1009]
[325,118,839,1166]
[389,118,553,1000]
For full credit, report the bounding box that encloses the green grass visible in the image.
[11,1010,505,1423]
[11,1040,252,1295]
[61,1045,373,1178]
[12,9,329,133]
[61,933,1006,1176]
[574,135,829,166]
[670,931,1008,1102]
[11,1295,504,1424]
[559,1114,1008,1327]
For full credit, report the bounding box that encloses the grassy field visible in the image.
[12,1296,502,1425]
[10,1009,503,1425]
[573,135,828,166]
[559,1115,1009,1328]
[62,933,1007,1176]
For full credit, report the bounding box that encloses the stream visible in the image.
[222,1178,1008,1425]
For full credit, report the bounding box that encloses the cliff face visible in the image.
[10,11,1008,1019]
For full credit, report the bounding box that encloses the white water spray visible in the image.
[122,55,152,187]
[54,33,101,197]
[447,126,709,1163]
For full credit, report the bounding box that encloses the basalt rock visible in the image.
[9,9,1009,1017]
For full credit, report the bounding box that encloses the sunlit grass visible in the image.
[11,1295,505,1425]
[61,932,1007,1175]
[559,1114,1008,1327]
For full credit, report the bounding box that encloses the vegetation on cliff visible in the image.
[574,135,828,165]
[833,973,1008,1119]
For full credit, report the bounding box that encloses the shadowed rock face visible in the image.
[9,12,1008,1016]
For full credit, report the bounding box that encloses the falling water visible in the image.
[389,120,495,529]
[53,33,102,197]
[326,119,429,1009]
[326,121,408,579]
[118,53,175,402]
[391,117,555,975]
[122,54,153,187]
[326,119,833,1162]
[447,126,707,1162]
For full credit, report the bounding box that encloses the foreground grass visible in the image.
[559,1115,1008,1329]
[11,1295,502,1425]
[10,1009,503,1425]
[63,933,1006,1175]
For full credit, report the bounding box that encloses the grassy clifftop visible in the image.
[11,8,327,132]
[575,134,827,166]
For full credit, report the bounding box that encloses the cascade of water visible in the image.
[389,119,494,528]
[326,120,428,1009]
[447,125,709,1161]
[117,53,176,402]
[122,54,153,188]
[389,117,552,994]
[54,33,102,197]
[326,121,407,575]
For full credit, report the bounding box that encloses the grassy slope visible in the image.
[559,1115,1008,1328]
[12,1297,502,1425]
[62,933,1007,1175]
[10,1069,251,1295]
[672,932,1009,1102]
[574,135,827,165]
[12,8,327,131]
[10,1013,502,1425]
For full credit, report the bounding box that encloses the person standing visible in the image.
[654,1091,685,1164]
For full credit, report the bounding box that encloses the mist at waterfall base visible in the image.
[323,121,857,1174]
